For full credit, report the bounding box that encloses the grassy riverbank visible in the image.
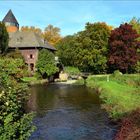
[86,74,140,119]
[86,74,140,139]
[21,77,48,85]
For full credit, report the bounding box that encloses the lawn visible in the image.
[21,77,37,82]
[86,74,140,119]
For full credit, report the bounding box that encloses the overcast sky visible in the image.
[0,0,140,36]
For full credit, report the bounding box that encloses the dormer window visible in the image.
[17,37,23,43]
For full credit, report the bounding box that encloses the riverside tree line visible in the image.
[56,18,140,74]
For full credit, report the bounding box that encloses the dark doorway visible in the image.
[30,63,34,71]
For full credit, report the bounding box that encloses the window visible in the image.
[30,54,33,59]
[5,22,17,26]
[17,37,23,43]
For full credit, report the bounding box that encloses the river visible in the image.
[27,84,118,140]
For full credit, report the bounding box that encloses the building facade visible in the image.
[2,9,56,72]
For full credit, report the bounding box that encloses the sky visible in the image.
[0,0,140,36]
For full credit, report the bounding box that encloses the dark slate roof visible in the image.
[2,9,19,25]
[9,31,57,51]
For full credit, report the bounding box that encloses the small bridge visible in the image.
[81,72,92,84]
[81,72,92,79]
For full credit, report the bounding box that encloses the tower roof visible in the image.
[2,9,19,25]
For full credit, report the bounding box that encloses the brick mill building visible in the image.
[2,9,56,72]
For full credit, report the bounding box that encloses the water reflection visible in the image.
[27,84,117,140]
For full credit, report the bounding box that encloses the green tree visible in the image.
[130,17,140,40]
[56,35,77,66]
[76,22,111,73]
[129,17,140,73]
[57,22,111,73]
[36,49,58,78]
[0,22,9,54]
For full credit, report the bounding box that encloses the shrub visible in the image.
[0,57,35,139]
[64,66,81,76]
[115,109,140,140]
[6,49,24,59]
[112,70,123,77]
[134,61,140,73]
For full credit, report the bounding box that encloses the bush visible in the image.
[115,109,140,140]
[112,70,123,77]
[0,57,35,139]
[6,49,24,59]
[64,66,81,76]
[134,61,140,73]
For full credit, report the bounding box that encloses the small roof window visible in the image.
[17,37,23,43]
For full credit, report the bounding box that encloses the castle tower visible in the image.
[2,9,19,33]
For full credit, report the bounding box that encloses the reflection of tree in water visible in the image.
[57,85,101,111]
[27,85,101,115]
[26,87,38,112]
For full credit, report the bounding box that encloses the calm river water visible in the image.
[27,84,117,140]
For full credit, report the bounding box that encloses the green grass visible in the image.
[21,77,48,85]
[21,77,37,82]
[86,74,140,119]
[74,78,85,85]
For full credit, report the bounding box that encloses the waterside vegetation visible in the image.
[86,73,140,119]
[85,72,140,139]
[0,57,35,140]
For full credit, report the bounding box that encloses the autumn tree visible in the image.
[108,23,139,73]
[21,26,42,37]
[0,22,9,54]
[43,24,62,46]
[21,25,62,46]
